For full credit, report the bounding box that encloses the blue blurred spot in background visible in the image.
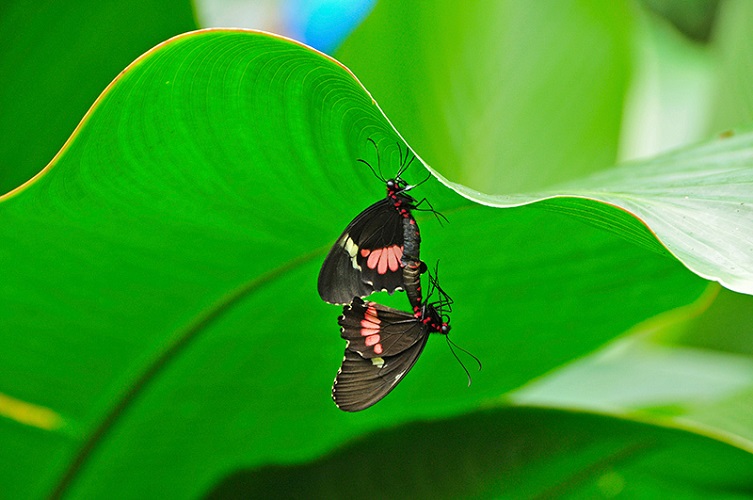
[284,0,374,53]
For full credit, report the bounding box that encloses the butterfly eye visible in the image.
[441,323,451,334]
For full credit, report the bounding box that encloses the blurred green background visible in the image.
[2,0,753,498]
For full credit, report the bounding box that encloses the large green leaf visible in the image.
[0,0,196,194]
[207,407,753,498]
[335,0,634,193]
[0,30,708,498]
[446,128,753,295]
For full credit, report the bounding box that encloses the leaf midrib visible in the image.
[49,246,326,498]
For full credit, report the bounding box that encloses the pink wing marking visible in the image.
[377,250,388,274]
[360,327,381,337]
[364,305,381,323]
[367,248,382,270]
[387,248,398,272]
[365,334,381,346]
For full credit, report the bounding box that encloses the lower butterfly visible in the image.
[332,269,454,412]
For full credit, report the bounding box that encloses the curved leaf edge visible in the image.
[420,130,753,296]
[3,28,748,294]
[0,27,374,201]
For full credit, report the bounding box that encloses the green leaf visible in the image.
[335,1,634,193]
[0,30,706,498]
[710,0,753,130]
[446,128,753,295]
[0,0,196,194]
[639,0,720,42]
[618,7,714,159]
[207,407,753,498]
[513,287,753,451]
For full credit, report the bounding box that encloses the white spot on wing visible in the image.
[340,235,362,271]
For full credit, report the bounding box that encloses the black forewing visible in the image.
[332,338,429,412]
[318,199,405,304]
[338,298,426,358]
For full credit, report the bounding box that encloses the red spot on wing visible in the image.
[363,306,381,325]
[377,250,388,274]
[387,249,398,272]
[361,317,379,326]
[365,334,381,346]
[367,248,382,270]
[361,326,380,336]
[374,343,383,355]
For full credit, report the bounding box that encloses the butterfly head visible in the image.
[432,305,451,335]
[358,138,418,192]
[386,177,412,196]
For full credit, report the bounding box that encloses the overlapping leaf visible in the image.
[208,406,753,498]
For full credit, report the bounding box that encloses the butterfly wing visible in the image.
[332,297,430,412]
[338,297,426,357]
[332,342,428,412]
[318,199,407,305]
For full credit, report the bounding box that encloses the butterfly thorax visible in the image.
[386,179,416,219]
[420,304,451,335]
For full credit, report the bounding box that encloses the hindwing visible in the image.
[338,297,426,358]
[332,339,429,412]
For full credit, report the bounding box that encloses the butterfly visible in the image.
[318,139,436,306]
[332,270,453,412]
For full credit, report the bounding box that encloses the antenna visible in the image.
[357,137,386,182]
[395,142,415,179]
[446,336,483,387]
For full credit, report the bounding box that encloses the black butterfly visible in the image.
[332,270,453,412]
[318,140,429,306]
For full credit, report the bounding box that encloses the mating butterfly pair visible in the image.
[318,140,455,412]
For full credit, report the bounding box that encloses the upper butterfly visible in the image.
[318,140,424,305]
